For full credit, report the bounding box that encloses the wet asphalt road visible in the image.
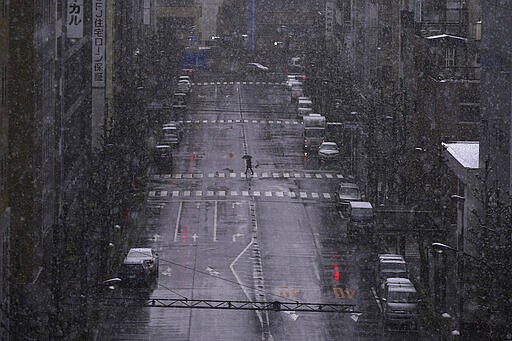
[97,76,421,340]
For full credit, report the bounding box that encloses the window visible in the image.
[445,47,455,67]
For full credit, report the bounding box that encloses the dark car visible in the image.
[119,248,159,287]
[153,145,173,173]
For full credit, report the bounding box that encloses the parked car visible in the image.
[335,182,361,207]
[318,142,340,161]
[291,85,304,101]
[153,144,173,173]
[178,75,191,83]
[161,125,181,147]
[380,277,420,331]
[347,201,374,239]
[297,98,313,116]
[119,248,159,287]
[177,79,191,93]
[172,92,187,110]
[377,254,409,291]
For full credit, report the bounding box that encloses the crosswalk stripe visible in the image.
[208,173,214,178]
[183,191,190,197]
[218,191,226,196]
[326,174,333,178]
[289,192,296,198]
[253,191,260,196]
[242,191,249,196]
[172,191,179,197]
[316,174,322,178]
[300,192,307,198]
[207,191,214,196]
[262,172,268,178]
[174,174,182,179]
[149,191,156,197]
[273,173,279,178]
[305,174,312,178]
[219,173,225,178]
[323,193,331,199]
[283,173,290,178]
[160,190,168,197]
[230,173,236,178]
[276,192,284,197]
[196,191,202,196]
[312,192,319,198]
[337,174,344,178]
[231,191,238,196]
[265,191,272,197]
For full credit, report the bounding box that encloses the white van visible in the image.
[297,98,313,116]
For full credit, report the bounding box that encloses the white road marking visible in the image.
[208,173,214,178]
[283,173,290,178]
[192,233,198,242]
[315,174,322,178]
[183,191,190,197]
[172,191,179,197]
[231,191,238,196]
[262,172,268,178]
[228,119,233,123]
[305,174,312,178]
[173,201,183,242]
[312,192,319,198]
[213,201,218,241]
[207,191,214,196]
[149,191,156,197]
[265,191,272,197]
[174,174,182,179]
[337,174,344,178]
[196,191,202,196]
[218,191,226,196]
[289,192,296,198]
[323,193,331,199]
[294,173,301,178]
[230,173,236,177]
[253,191,261,197]
[276,192,284,197]
[326,174,333,178]
[219,173,225,178]
[273,173,279,178]
[300,192,307,198]
[242,191,249,196]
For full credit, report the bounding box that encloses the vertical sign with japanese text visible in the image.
[92,0,106,88]
[92,0,106,148]
[67,0,84,39]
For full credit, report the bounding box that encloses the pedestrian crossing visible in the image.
[151,171,344,181]
[192,81,286,86]
[174,119,302,125]
[148,189,334,201]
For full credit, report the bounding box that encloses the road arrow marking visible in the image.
[161,267,172,277]
[350,313,362,322]
[192,233,198,243]
[206,266,220,276]
[232,233,244,242]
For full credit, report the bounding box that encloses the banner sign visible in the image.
[67,0,84,39]
[92,0,106,87]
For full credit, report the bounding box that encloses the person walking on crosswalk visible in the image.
[243,154,254,176]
